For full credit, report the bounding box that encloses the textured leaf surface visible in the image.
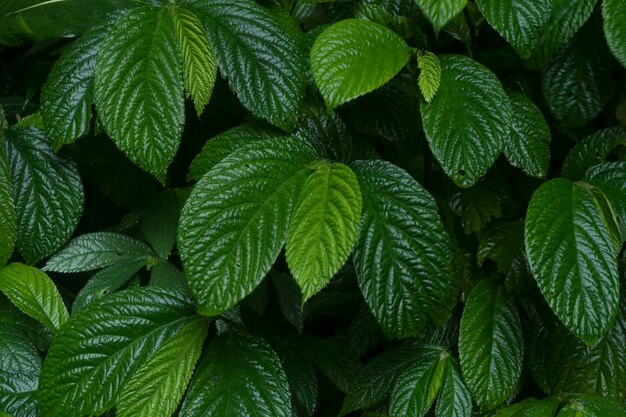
[0,263,68,333]
[450,182,503,234]
[504,91,551,178]
[417,51,441,103]
[562,127,626,180]
[116,316,208,417]
[39,287,199,416]
[149,260,188,292]
[421,55,511,187]
[178,139,315,316]
[415,0,467,31]
[476,0,551,58]
[286,162,361,301]
[603,0,626,69]
[40,26,106,149]
[459,280,523,409]
[559,397,626,417]
[0,142,15,267]
[140,191,182,260]
[45,232,155,273]
[352,160,454,338]
[435,359,472,417]
[179,334,291,417]
[310,18,411,111]
[172,7,216,117]
[185,0,306,130]
[4,127,83,263]
[95,6,184,182]
[585,162,626,226]
[494,397,559,416]
[525,179,620,342]
[279,342,317,416]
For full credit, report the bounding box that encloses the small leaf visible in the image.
[44,232,155,273]
[351,160,454,338]
[420,55,511,187]
[504,91,551,178]
[150,260,188,293]
[95,6,184,182]
[0,263,68,334]
[310,18,411,111]
[435,358,472,417]
[450,181,504,234]
[286,162,361,301]
[178,138,316,316]
[172,7,217,117]
[0,142,15,267]
[525,179,620,342]
[494,397,559,416]
[459,280,523,409]
[179,334,292,417]
[562,126,626,180]
[38,287,201,416]
[4,127,84,263]
[140,191,182,259]
[475,0,551,58]
[602,0,626,69]
[585,162,626,226]
[415,0,468,32]
[417,51,441,103]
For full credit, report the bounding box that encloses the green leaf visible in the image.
[585,162,626,226]
[178,138,315,316]
[0,310,52,352]
[525,178,620,342]
[0,142,15,267]
[150,260,188,293]
[417,51,441,103]
[278,341,318,416]
[504,91,551,178]
[475,0,551,58]
[184,0,306,130]
[179,334,292,417]
[389,346,448,417]
[271,271,304,332]
[541,18,613,127]
[459,280,523,409]
[116,316,208,417]
[95,6,184,182]
[415,0,467,31]
[172,6,217,117]
[286,162,361,301]
[310,18,411,111]
[38,287,201,416]
[44,232,155,273]
[140,191,182,259]
[603,0,626,69]
[494,397,560,417]
[0,263,68,334]
[559,396,626,417]
[562,126,626,180]
[4,127,84,263]
[450,181,504,234]
[351,160,454,338]
[40,26,107,149]
[420,55,511,187]
[435,358,472,417]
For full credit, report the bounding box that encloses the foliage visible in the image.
[0,1,625,416]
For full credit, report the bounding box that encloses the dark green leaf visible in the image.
[271,271,304,332]
[421,55,511,187]
[140,191,182,259]
[149,260,188,293]
[435,358,472,417]
[603,0,626,69]
[415,0,467,31]
[352,160,454,338]
[494,397,559,416]
[294,103,354,163]
[0,141,15,267]
[558,396,626,417]
[562,126,626,180]
[450,182,503,234]
[585,162,626,226]
[279,342,318,416]
[95,6,184,182]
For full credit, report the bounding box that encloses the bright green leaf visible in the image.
[95,6,184,182]
[44,232,155,273]
[178,138,315,316]
[0,263,68,334]
[603,0,626,69]
[3,127,84,263]
[494,397,559,416]
[352,160,454,338]
[38,287,200,416]
[286,162,361,301]
[179,334,292,417]
[172,6,217,117]
[562,126,626,180]
[585,162,626,226]
[504,91,551,178]
[0,142,15,267]
[459,280,523,409]
[435,358,472,417]
[310,18,411,111]
[417,51,441,103]
[525,179,620,342]
[476,0,551,58]
[421,55,511,187]
[415,0,467,31]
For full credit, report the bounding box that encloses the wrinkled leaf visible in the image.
[562,126,626,180]
[415,0,467,32]
[417,51,441,103]
[0,142,15,267]
[603,0,626,69]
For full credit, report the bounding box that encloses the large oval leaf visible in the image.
[351,160,454,338]
[184,0,306,130]
[0,141,15,267]
[95,6,184,182]
[603,0,626,69]
[415,0,467,32]
[38,287,202,416]
[310,18,411,111]
[459,280,523,409]
[525,178,620,342]
[420,55,511,187]
[3,127,83,263]
[178,138,316,316]
[286,162,361,301]
[179,334,291,417]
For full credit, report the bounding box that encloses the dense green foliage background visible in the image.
[0,0,626,416]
